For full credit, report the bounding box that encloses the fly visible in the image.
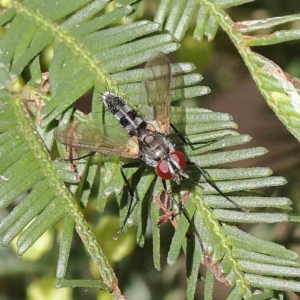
[101,90,188,185]
[54,52,247,247]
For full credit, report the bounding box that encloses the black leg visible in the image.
[114,162,143,239]
[61,151,96,162]
[170,123,188,145]
[161,180,205,251]
[186,135,231,146]
[187,161,248,212]
[170,123,229,146]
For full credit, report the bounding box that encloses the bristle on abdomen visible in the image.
[102,92,146,136]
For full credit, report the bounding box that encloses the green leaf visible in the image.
[246,274,300,292]
[56,216,75,279]
[0,1,298,299]
[224,225,298,260]
[203,269,215,300]
[155,0,300,140]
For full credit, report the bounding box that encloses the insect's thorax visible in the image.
[138,129,175,168]
[102,92,146,136]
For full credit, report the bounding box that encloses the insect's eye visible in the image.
[156,160,172,180]
[169,151,187,169]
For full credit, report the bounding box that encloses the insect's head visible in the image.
[156,151,189,184]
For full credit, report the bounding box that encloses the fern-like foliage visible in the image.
[0,1,299,300]
[155,0,300,142]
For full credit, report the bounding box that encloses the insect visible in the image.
[54,52,246,245]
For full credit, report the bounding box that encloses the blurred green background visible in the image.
[1,1,300,299]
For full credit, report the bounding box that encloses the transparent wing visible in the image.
[139,52,172,134]
[54,122,139,159]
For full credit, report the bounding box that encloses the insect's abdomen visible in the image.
[102,92,146,136]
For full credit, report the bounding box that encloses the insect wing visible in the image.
[139,52,172,134]
[54,122,139,159]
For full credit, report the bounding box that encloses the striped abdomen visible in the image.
[102,92,146,136]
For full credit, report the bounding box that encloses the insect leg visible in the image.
[187,161,248,212]
[57,151,96,164]
[170,123,188,145]
[170,123,230,146]
[66,151,96,162]
[161,180,204,251]
[114,162,143,240]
